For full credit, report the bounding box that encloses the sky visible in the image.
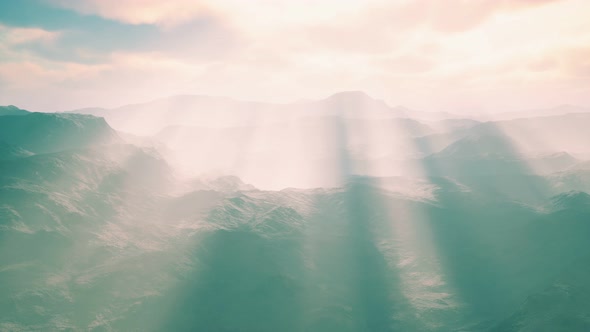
[0,0,589,113]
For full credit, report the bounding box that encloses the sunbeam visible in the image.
[2,1,590,331]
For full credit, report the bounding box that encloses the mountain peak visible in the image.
[0,112,121,154]
[0,105,29,116]
[433,134,517,159]
[551,191,590,211]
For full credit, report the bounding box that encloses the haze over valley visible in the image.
[2,0,590,331]
[2,93,590,330]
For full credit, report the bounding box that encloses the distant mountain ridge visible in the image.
[65,92,589,135]
[483,104,590,121]
[0,112,122,154]
[67,91,464,135]
[0,105,29,116]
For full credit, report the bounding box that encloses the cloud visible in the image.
[49,0,210,26]
[0,0,241,64]
[297,0,564,54]
[0,25,59,45]
[421,0,562,33]
[1,0,589,113]
[0,53,109,85]
[0,51,199,110]
[527,57,558,73]
[373,54,436,74]
[0,25,63,68]
[560,47,590,77]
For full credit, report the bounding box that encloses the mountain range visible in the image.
[1,93,590,331]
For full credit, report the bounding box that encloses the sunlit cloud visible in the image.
[0,0,589,112]
[0,24,59,45]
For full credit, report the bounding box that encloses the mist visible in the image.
[2,1,590,331]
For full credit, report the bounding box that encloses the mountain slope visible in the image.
[463,114,590,156]
[0,113,121,154]
[490,202,590,332]
[0,105,29,116]
[0,141,33,160]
